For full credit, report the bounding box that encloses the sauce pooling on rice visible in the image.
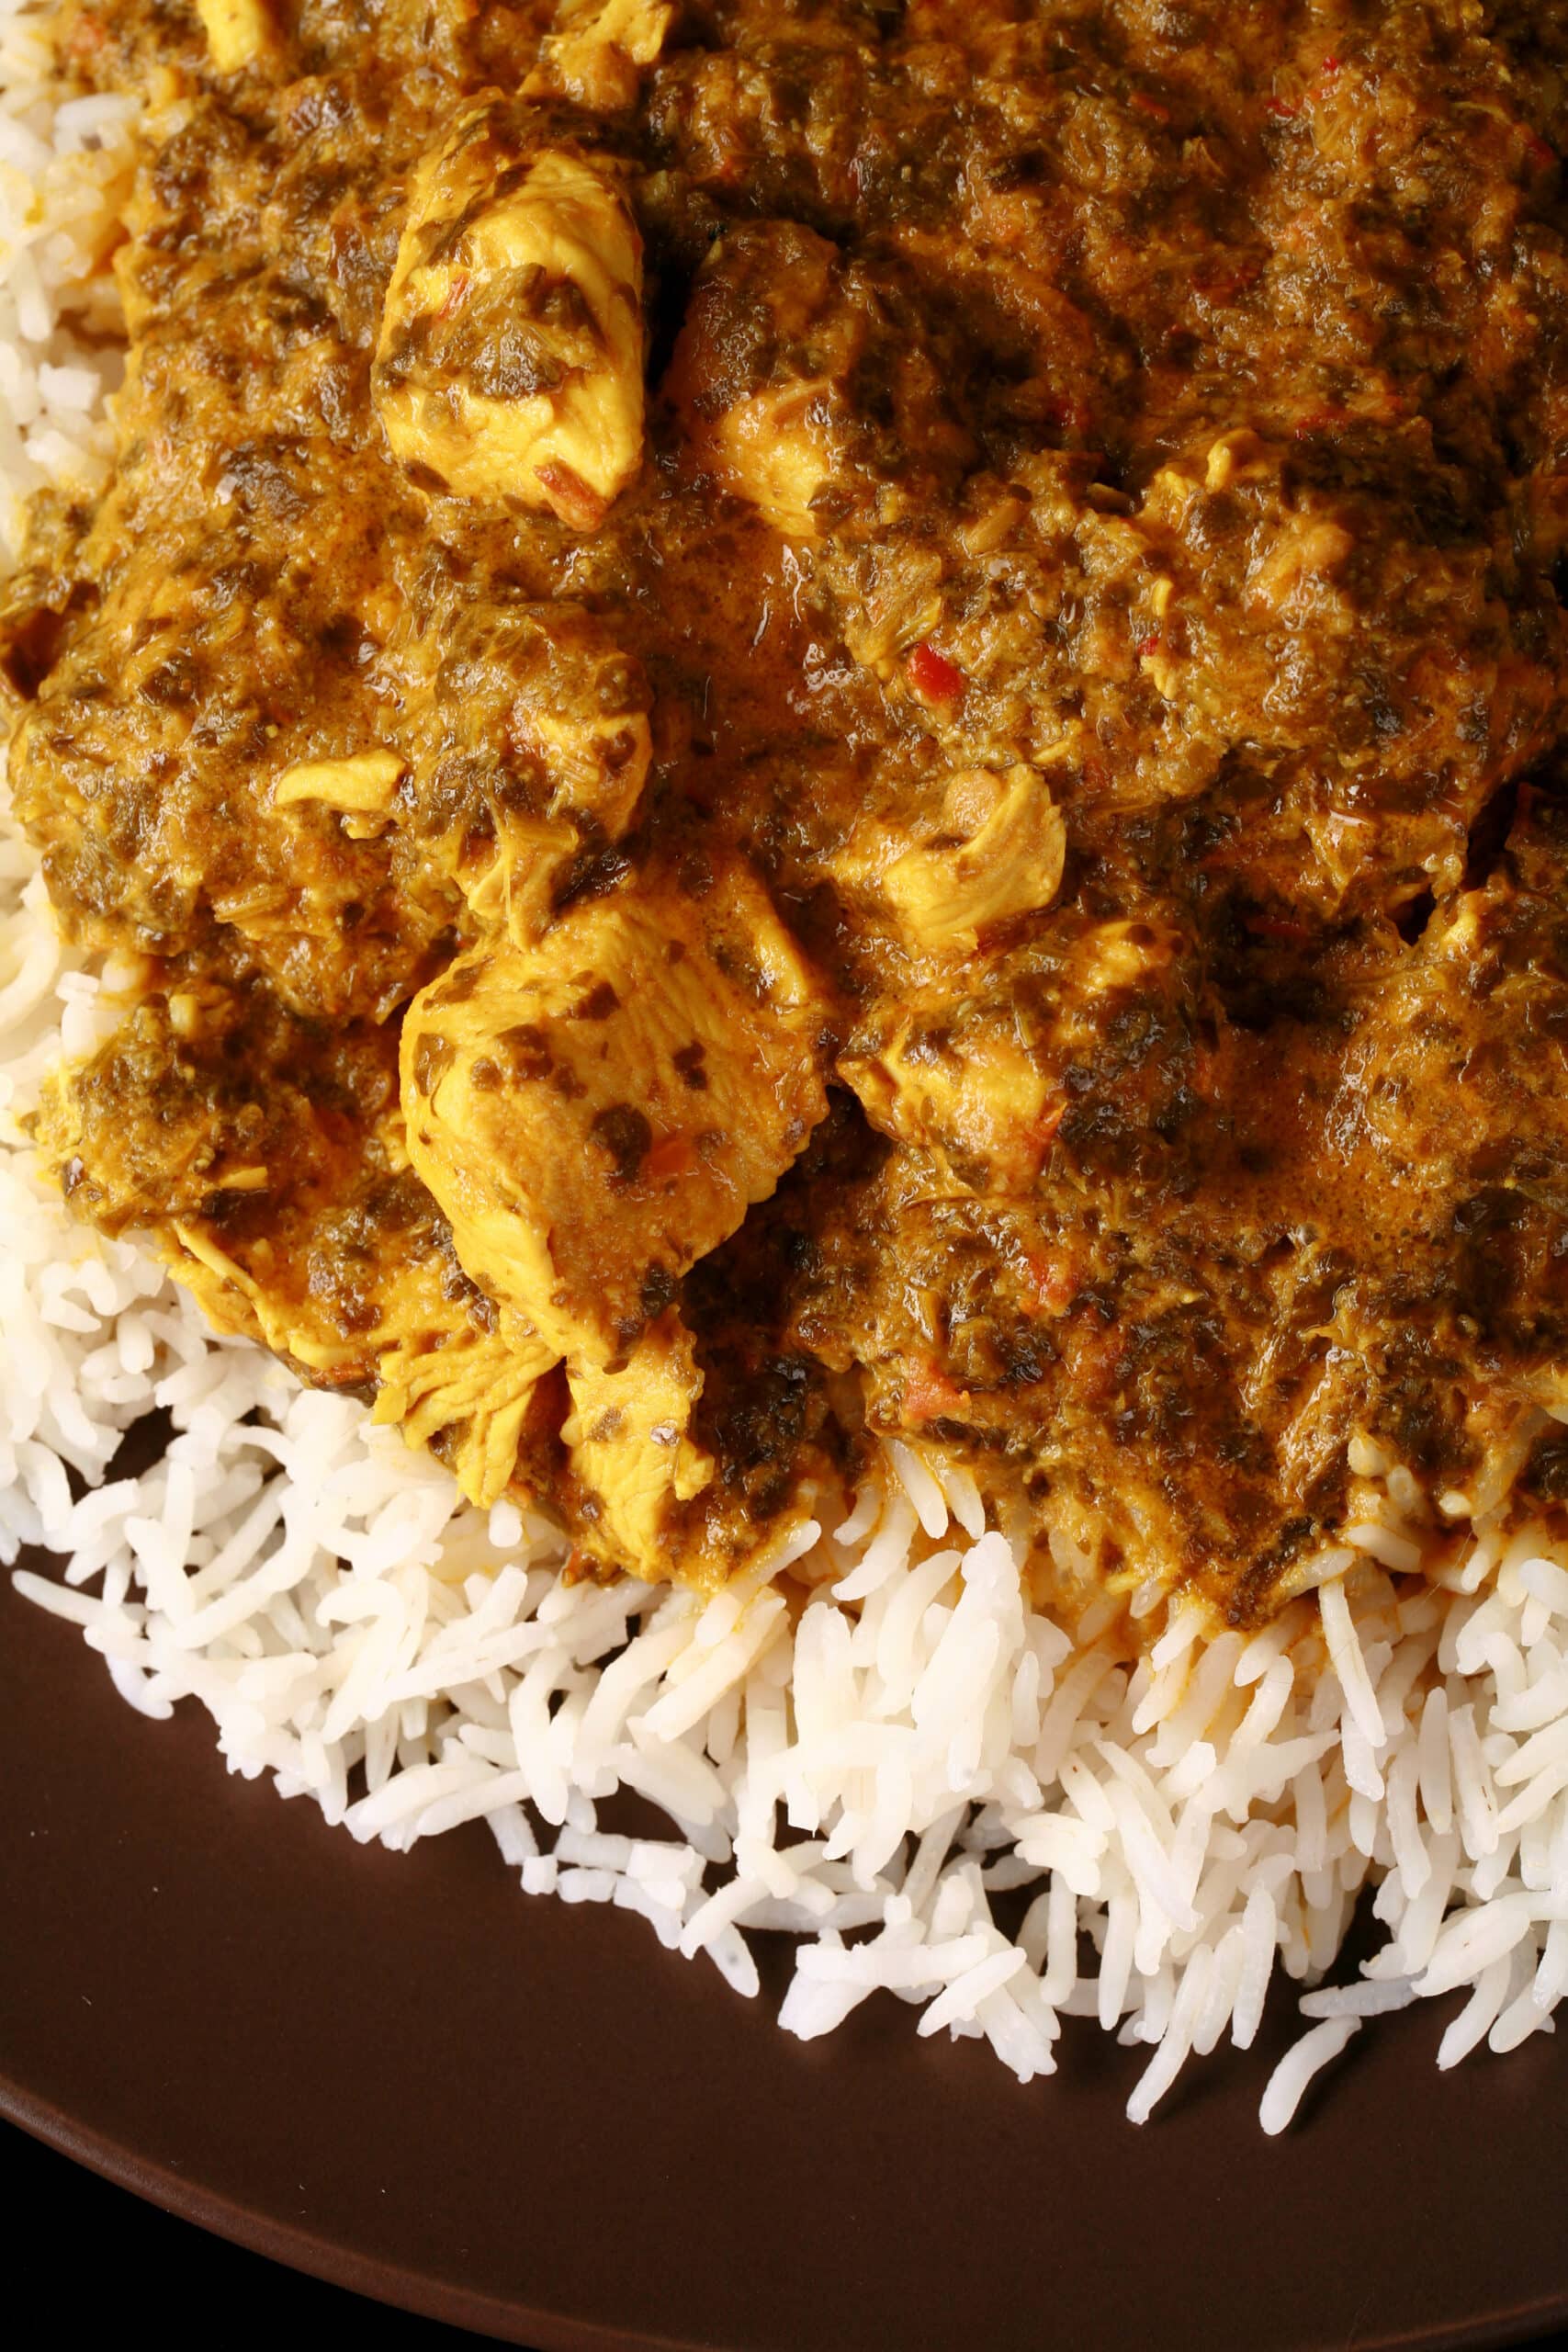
[8,0,1568,1618]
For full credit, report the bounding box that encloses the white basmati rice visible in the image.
[2,0,1567,2133]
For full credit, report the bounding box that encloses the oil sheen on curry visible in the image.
[10,0,1568,1623]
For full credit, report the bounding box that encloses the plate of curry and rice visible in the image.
[1,0,1567,2343]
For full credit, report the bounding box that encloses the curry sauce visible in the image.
[9,0,1568,1620]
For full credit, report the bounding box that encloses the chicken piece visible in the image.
[161,1104,563,1515]
[373,101,645,528]
[165,1188,559,1512]
[372,1301,558,1509]
[33,962,557,1507]
[274,749,408,839]
[30,973,463,1394]
[840,1001,1056,1199]
[401,857,830,1355]
[1342,792,1568,1198]
[525,0,673,111]
[839,918,1186,1196]
[392,598,652,942]
[668,220,855,537]
[836,765,1066,953]
[196,0,276,74]
[7,458,457,1028]
[164,1217,368,1378]
[1132,432,1563,917]
[560,1318,716,1567]
[667,220,970,539]
[834,539,947,681]
[399,857,830,1566]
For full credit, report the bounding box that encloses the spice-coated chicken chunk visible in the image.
[374,100,646,528]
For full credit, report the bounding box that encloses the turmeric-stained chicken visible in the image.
[11,0,1568,1614]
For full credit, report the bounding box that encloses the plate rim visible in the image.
[0,2075,688,2352]
[6,2052,1568,2352]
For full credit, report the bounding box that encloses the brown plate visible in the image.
[3,1548,1566,2352]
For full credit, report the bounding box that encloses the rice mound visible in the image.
[3,1,1567,2132]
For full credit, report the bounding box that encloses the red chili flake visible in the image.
[1320,53,1341,74]
[1020,1244,1076,1317]
[1136,631,1161,658]
[906,639,966,707]
[1266,96,1301,119]
[1026,1102,1066,1166]
[1243,911,1313,944]
[1129,92,1171,124]
[901,1359,971,1429]
[437,271,471,321]
[1292,404,1348,438]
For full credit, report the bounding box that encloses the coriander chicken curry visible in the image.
[11,0,1568,1620]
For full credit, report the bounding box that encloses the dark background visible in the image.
[5,2116,1567,2352]
[6,2119,493,2345]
